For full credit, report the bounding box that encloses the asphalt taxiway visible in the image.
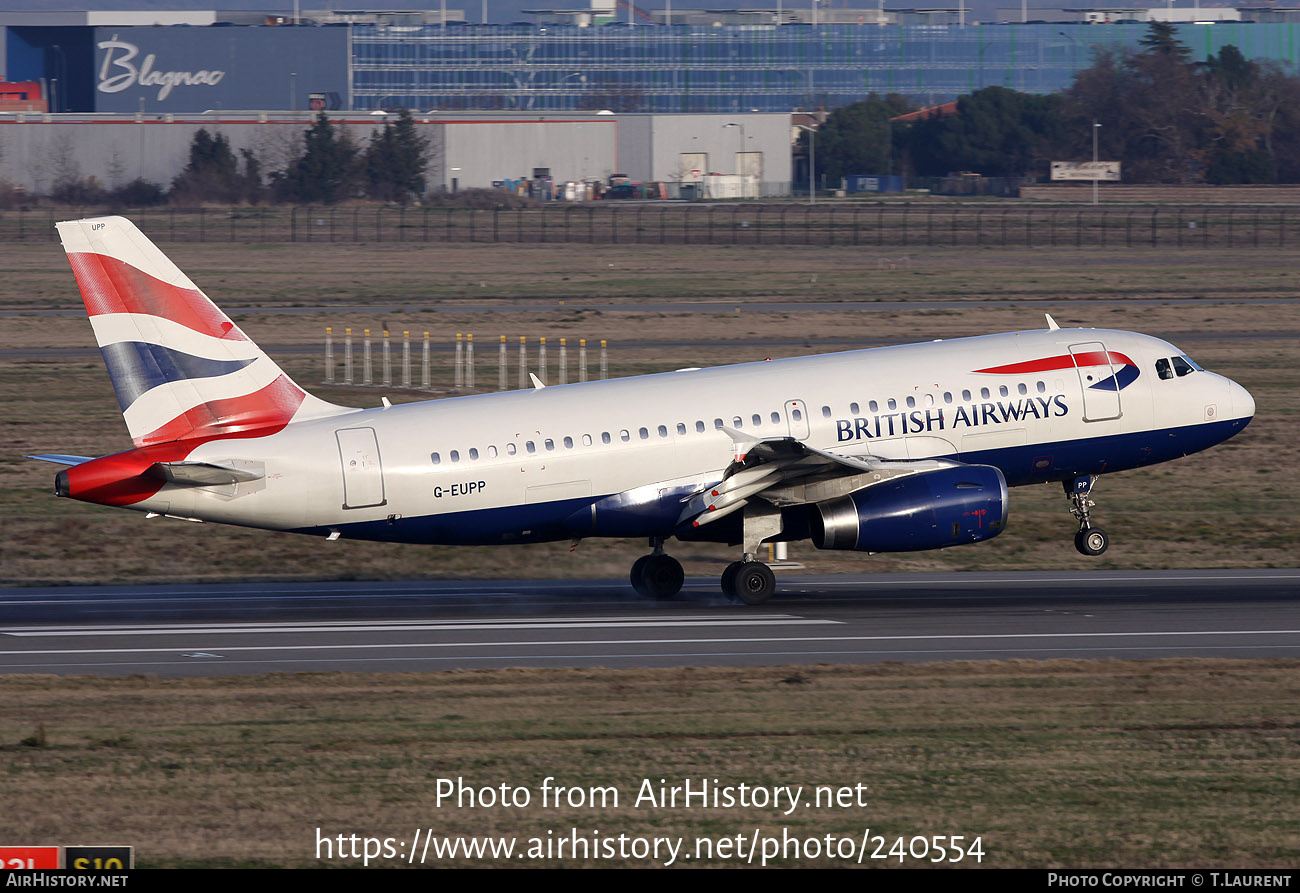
[1,569,1297,676]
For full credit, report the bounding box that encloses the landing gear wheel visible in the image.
[639,554,684,600]
[720,561,744,598]
[1075,527,1109,557]
[723,561,776,605]
[629,555,651,596]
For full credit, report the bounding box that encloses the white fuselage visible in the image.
[135,328,1254,545]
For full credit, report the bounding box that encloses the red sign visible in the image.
[0,846,61,869]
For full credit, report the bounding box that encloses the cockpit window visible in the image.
[1182,355,1204,372]
[1155,358,1173,380]
[1171,356,1195,377]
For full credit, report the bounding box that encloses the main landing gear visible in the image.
[721,558,776,605]
[1065,475,1109,557]
[720,502,783,605]
[630,538,684,600]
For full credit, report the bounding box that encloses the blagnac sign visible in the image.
[97,35,226,101]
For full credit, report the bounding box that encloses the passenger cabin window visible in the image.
[850,402,860,414]
[507,443,517,455]
[792,407,803,421]
[582,434,592,446]
[869,400,879,413]
[639,427,649,440]
[821,406,832,418]
[677,423,687,435]
[487,445,498,458]
[620,430,630,442]
[545,439,554,451]
[601,432,611,444]
[752,414,761,427]
[431,452,441,464]
[770,411,780,424]
[450,450,460,462]
[525,442,535,454]
[714,418,724,429]
[564,437,573,448]
[469,448,479,460]
[962,390,971,401]
[696,421,706,433]
[658,425,668,438]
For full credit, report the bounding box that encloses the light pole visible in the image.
[1092,120,1101,206]
[796,123,817,204]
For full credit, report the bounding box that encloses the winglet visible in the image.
[529,373,546,390]
[1045,313,1061,331]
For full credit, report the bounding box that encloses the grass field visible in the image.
[1,661,1297,868]
[1,240,1296,584]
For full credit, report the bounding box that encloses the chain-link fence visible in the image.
[4,204,1294,249]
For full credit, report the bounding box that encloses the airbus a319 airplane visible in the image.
[33,216,1255,604]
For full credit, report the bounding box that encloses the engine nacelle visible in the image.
[810,464,1008,552]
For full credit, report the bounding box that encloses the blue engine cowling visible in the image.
[809,464,1008,552]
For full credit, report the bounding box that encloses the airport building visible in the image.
[0,110,796,196]
[3,7,1298,197]
[3,8,1300,115]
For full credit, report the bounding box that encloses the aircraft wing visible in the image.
[677,433,964,529]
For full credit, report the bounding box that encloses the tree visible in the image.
[362,109,429,203]
[1059,37,1206,183]
[803,94,914,183]
[275,113,359,204]
[171,129,239,203]
[1138,21,1193,61]
[907,87,1064,178]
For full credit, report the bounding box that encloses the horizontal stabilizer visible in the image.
[146,460,265,486]
[27,454,94,467]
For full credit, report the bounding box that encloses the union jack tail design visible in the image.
[57,216,349,447]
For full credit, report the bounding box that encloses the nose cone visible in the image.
[1230,379,1256,424]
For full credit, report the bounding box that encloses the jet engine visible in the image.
[809,464,1008,552]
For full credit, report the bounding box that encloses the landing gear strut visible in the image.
[1065,475,1109,557]
[630,538,684,600]
[720,504,782,604]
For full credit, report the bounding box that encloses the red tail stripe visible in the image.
[133,374,307,448]
[66,251,247,341]
[975,351,1136,375]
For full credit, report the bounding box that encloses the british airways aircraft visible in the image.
[34,216,1255,604]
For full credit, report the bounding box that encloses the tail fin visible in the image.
[57,216,350,447]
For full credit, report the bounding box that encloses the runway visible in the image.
[2,569,1297,676]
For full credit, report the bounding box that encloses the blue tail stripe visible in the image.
[99,341,256,411]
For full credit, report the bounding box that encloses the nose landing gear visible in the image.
[630,538,684,599]
[1066,475,1109,556]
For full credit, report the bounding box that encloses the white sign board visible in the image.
[1052,161,1121,182]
